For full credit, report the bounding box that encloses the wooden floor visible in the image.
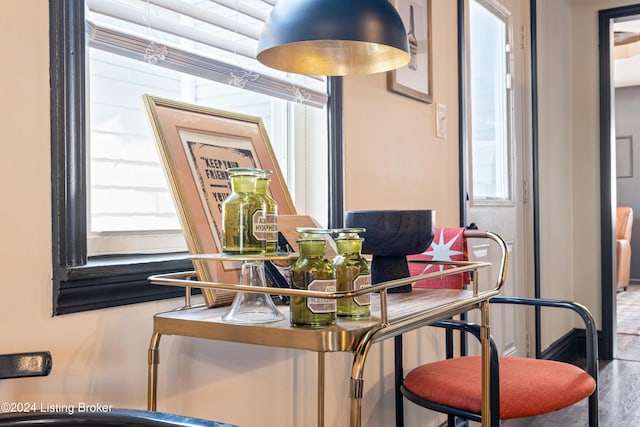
[506,356,640,426]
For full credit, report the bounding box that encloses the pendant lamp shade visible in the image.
[257,0,410,76]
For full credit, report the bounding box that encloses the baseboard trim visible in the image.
[541,328,604,362]
[540,329,578,361]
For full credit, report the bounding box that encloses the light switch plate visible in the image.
[436,103,447,139]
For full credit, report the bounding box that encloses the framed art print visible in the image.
[143,95,296,306]
[388,0,433,103]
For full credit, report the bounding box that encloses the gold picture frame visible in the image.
[388,0,433,104]
[142,95,296,306]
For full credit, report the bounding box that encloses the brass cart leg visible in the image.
[480,301,491,427]
[349,326,385,427]
[318,352,325,427]
[147,332,161,411]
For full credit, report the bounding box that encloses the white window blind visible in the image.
[83,0,329,255]
[85,0,328,108]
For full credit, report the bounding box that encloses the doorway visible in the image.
[599,4,640,360]
[613,16,640,360]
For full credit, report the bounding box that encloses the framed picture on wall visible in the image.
[616,136,633,178]
[388,0,433,103]
[142,95,297,306]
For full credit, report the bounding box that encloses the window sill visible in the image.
[53,253,195,315]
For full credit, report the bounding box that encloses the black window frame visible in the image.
[50,0,343,315]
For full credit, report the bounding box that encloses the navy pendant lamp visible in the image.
[257,0,410,76]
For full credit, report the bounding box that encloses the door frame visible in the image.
[598,3,640,360]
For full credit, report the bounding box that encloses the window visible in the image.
[50,0,343,315]
[467,0,513,203]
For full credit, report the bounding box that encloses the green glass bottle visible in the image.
[290,228,336,328]
[221,168,267,254]
[333,228,371,318]
[255,170,278,254]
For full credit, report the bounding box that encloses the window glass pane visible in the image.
[88,47,278,233]
[88,48,326,255]
[469,0,511,201]
[86,0,328,256]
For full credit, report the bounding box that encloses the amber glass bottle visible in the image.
[290,228,336,328]
[333,228,371,317]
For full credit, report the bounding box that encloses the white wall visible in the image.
[342,1,460,224]
[536,0,577,345]
[534,0,640,345]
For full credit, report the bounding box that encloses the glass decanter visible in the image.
[290,228,336,328]
[221,168,267,254]
[333,228,371,318]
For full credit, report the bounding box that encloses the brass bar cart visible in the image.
[147,230,507,427]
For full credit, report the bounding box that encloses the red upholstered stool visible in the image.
[403,355,596,420]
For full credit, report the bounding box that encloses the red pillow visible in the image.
[407,227,469,289]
